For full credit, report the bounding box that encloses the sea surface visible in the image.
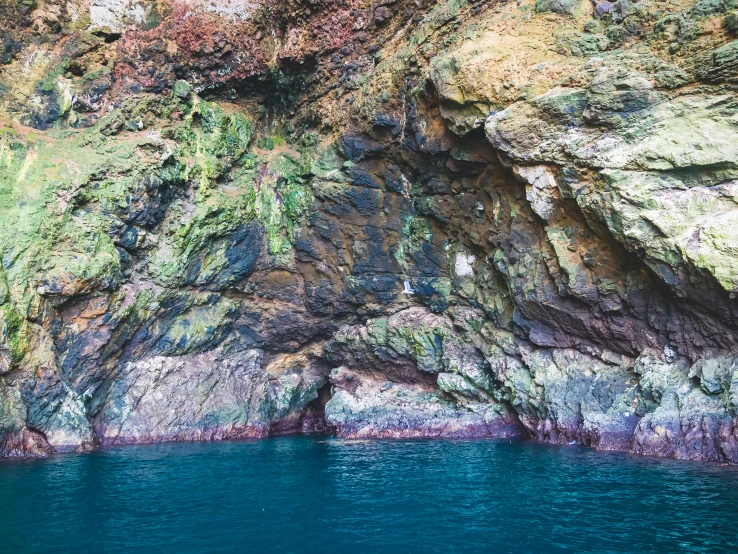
[1,436,737,553]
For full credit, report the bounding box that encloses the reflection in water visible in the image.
[1,437,737,553]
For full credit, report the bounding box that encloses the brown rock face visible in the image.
[0,0,738,462]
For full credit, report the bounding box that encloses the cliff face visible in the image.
[1,0,738,461]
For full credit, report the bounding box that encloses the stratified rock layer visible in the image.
[1,0,738,461]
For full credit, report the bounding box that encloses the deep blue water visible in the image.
[1,437,738,553]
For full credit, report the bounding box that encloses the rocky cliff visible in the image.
[1,0,738,461]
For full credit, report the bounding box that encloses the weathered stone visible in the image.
[173,79,191,99]
[325,366,522,438]
[0,0,736,464]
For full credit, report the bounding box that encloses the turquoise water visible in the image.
[1,437,737,553]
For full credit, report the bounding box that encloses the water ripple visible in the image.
[1,437,737,553]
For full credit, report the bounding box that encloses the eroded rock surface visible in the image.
[1,0,738,461]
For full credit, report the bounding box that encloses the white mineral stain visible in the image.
[455,252,475,278]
